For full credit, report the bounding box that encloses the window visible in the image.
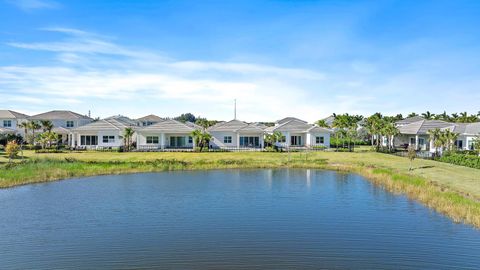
[455,140,463,149]
[316,136,324,144]
[3,120,12,127]
[103,136,115,143]
[290,136,302,146]
[410,138,416,144]
[279,136,286,143]
[146,136,159,144]
[188,136,193,144]
[66,121,74,128]
[224,136,232,143]
[240,136,260,147]
[80,135,98,146]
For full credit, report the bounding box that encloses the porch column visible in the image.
[236,132,240,148]
[285,132,290,147]
[136,133,140,150]
[415,135,419,150]
[160,133,165,149]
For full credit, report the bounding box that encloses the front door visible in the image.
[170,136,186,147]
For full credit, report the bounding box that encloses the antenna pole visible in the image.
[234,99,237,120]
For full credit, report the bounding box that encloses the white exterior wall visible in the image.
[46,119,92,129]
[72,130,126,148]
[0,118,28,136]
[209,131,238,148]
[137,132,194,149]
[306,132,330,148]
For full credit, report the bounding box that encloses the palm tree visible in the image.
[190,129,202,150]
[40,120,53,133]
[450,113,459,122]
[407,112,418,118]
[123,128,134,152]
[17,121,29,159]
[421,111,435,120]
[315,119,330,128]
[364,113,383,151]
[27,121,41,145]
[382,121,399,152]
[427,128,442,156]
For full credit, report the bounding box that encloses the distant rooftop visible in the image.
[29,110,92,120]
[0,110,29,119]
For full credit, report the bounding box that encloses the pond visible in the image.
[0,169,479,269]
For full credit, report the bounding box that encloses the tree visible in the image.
[190,130,211,151]
[123,128,134,152]
[381,120,399,152]
[40,120,53,133]
[195,118,219,128]
[174,113,196,123]
[264,131,282,149]
[5,140,20,163]
[421,111,435,120]
[472,135,480,155]
[427,128,442,156]
[315,119,330,128]
[39,131,59,149]
[27,120,41,145]
[407,112,419,118]
[407,145,416,171]
[17,121,29,142]
[363,113,383,150]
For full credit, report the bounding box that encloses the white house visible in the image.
[136,119,202,150]
[0,110,29,136]
[70,115,137,149]
[29,110,93,145]
[265,117,332,148]
[385,117,480,152]
[207,119,265,149]
[136,114,164,127]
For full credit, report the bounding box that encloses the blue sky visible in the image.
[1,0,479,122]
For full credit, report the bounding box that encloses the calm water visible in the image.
[0,169,479,269]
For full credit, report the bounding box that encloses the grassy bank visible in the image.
[1,150,479,228]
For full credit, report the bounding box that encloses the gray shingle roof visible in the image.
[136,114,164,122]
[139,119,200,133]
[207,119,264,133]
[266,119,317,133]
[398,120,455,135]
[464,122,480,135]
[30,110,92,120]
[73,116,136,132]
[276,117,307,125]
[396,116,425,126]
[0,110,29,119]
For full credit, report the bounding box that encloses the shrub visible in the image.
[436,152,480,169]
[5,141,20,161]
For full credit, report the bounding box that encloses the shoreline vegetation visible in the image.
[1,150,479,228]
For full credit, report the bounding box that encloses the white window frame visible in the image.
[146,136,159,144]
[66,121,74,128]
[3,120,12,127]
[103,135,115,143]
[316,136,324,144]
[224,136,232,143]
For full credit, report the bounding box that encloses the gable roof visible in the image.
[30,110,92,120]
[0,110,29,119]
[398,120,453,135]
[276,117,308,125]
[207,119,264,133]
[464,122,480,135]
[139,119,201,133]
[136,114,164,122]
[73,116,136,132]
[396,116,425,126]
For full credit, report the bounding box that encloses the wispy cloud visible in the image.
[5,0,59,11]
[1,28,329,121]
